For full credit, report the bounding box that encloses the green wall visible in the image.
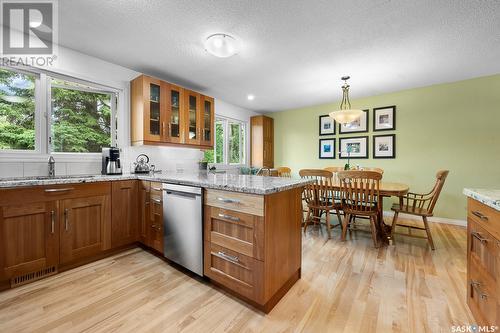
[268,74,500,220]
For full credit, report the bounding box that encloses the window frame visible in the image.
[211,116,247,167]
[0,64,119,161]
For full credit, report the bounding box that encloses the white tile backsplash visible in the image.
[0,162,24,178]
[66,161,101,175]
[23,162,49,177]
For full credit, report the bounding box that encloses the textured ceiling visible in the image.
[58,0,500,112]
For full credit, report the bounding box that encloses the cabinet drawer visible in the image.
[468,198,500,239]
[468,261,499,326]
[205,189,264,216]
[150,182,163,200]
[469,220,498,280]
[204,242,263,303]
[205,206,264,260]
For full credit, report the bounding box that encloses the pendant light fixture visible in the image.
[329,76,364,124]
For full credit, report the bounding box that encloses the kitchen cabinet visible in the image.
[138,181,150,244]
[250,115,274,168]
[467,198,500,326]
[148,183,164,254]
[59,195,111,264]
[0,201,59,283]
[131,75,214,149]
[111,180,139,248]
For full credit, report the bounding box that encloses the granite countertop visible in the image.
[463,188,500,212]
[0,171,311,195]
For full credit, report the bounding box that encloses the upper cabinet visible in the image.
[250,115,274,168]
[130,75,214,149]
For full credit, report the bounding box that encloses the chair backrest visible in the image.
[427,170,449,214]
[362,167,384,175]
[277,166,292,177]
[324,166,344,173]
[337,170,382,214]
[299,169,334,208]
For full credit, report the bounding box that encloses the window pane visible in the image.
[229,122,241,164]
[0,68,36,150]
[215,121,224,163]
[240,124,245,164]
[51,82,112,152]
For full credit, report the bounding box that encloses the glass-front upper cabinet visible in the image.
[135,76,163,143]
[184,89,200,145]
[200,95,214,147]
[164,83,183,144]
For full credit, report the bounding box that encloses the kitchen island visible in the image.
[0,172,309,313]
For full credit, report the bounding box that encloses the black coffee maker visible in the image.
[101,147,122,175]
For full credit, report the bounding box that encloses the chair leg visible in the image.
[341,213,349,241]
[303,209,312,234]
[422,216,435,250]
[335,209,343,227]
[390,211,399,244]
[325,210,331,239]
[369,216,379,248]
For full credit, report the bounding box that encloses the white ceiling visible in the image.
[59,0,500,112]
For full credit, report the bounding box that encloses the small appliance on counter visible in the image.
[133,154,152,174]
[101,147,122,175]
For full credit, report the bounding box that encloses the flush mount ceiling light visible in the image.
[247,94,255,101]
[329,76,364,124]
[204,33,239,58]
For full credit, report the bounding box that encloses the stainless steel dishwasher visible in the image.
[162,183,203,276]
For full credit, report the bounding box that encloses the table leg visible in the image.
[377,196,390,245]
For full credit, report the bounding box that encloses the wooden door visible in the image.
[0,201,59,280]
[148,191,163,254]
[138,181,150,244]
[59,195,110,264]
[263,116,274,168]
[199,95,214,147]
[111,180,139,248]
[183,89,201,145]
[164,83,184,144]
[143,76,163,142]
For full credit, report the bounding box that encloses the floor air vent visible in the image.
[11,266,57,288]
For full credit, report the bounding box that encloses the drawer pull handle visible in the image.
[218,213,240,222]
[472,210,488,221]
[151,198,162,203]
[64,208,69,231]
[45,187,74,193]
[217,197,240,204]
[50,210,55,234]
[471,231,487,243]
[470,280,488,299]
[217,251,239,263]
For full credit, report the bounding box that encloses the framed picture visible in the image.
[339,136,368,159]
[339,109,369,134]
[373,105,396,131]
[373,134,396,159]
[319,138,336,159]
[319,115,336,135]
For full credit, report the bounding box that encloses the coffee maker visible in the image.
[102,147,122,175]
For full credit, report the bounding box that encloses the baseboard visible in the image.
[383,211,467,227]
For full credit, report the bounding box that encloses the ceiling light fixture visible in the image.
[247,94,255,101]
[204,33,239,58]
[329,76,364,124]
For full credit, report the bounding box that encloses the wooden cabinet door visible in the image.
[0,201,59,280]
[138,181,150,244]
[148,193,163,254]
[111,180,139,248]
[59,195,110,264]
[143,76,164,142]
[199,95,214,147]
[164,83,184,144]
[183,89,201,145]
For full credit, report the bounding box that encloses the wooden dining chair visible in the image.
[324,166,344,173]
[390,170,449,250]
[362,167,384,175]
[299,169,342,239]
[277,167,292,177]
[338,170,382,247]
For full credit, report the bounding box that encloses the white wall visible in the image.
[0,46,258,177]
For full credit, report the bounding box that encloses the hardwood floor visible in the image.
[0,220,473,333]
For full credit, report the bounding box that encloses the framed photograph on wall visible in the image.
[319,115,336,135]
[373,134,396,159]
[319,138,336,159]
[373,105,396,131]
[339,136,368,159]
[339,109,369,134]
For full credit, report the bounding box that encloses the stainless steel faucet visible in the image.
[48,156,55,177]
